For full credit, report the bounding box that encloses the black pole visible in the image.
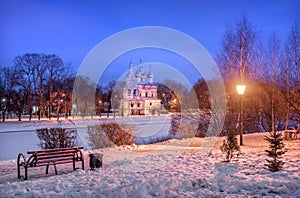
[240,94,243,146]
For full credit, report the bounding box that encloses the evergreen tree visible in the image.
[264,131,286,172]
[220,130,240,162]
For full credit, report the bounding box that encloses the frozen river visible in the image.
[0,116,172,160]
[0,130,40,160]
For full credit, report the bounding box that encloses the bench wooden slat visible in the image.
[34,159,75,166]
[33,151,79,157]
[28,147,83,154]
[37,153,74,161]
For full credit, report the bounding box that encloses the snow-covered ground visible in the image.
[0,120,300,197]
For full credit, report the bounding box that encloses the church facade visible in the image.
[119,62,161,116]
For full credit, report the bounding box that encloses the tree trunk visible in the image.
[18,113,22,121]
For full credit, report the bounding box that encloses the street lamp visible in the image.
[1,98,6,122]
[98,100,102,118]
[236,85,246,145]
[112,95,118,118]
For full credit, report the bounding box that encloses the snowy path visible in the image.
[0,133,300,197]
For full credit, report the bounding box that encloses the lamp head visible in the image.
[236,85,246,95]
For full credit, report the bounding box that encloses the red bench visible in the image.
[17,147,84,180]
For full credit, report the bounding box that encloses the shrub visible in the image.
[169,114,181,137]
[169,114,198,139]
[265,131,286,172]
[87,123,136,149]
[196,114,210,137]
[87,125,114,149]
[36,128,77,149]
[177,123,197,139]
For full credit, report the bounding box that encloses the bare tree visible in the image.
[13,54,41,120]
[264,33,287,132]
[72,75,96,118]
[11,53,72,121]
[43,54,64,119]
[0,66,13,121]
[216,15,260,137]
[36,55,47,119]
[192,79,210,111]
[217,15,258,83]
[283,22,300,120]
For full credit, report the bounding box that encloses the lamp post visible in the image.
[60,99,64,120]
[112,95,118,118]
[1,98,6,122]
[98,100,102,118]
[236,85,246,145]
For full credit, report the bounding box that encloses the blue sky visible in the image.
[0,0,299,85]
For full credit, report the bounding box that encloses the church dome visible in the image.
[147,65,154,83]
[148,70,154,78]
[140,67,145,76]
[135,70,141,77]
[148,65,154,78]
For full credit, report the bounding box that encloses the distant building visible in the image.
[119,62,161,116]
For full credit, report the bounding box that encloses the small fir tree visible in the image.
[264,131,286,172]
[220,129,240,162]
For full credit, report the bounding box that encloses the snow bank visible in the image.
[0,132,299,197]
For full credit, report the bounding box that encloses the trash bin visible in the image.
[89,153,103,170]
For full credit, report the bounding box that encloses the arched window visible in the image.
[128,89,131,96]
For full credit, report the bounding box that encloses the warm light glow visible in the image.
[236,85,246,95]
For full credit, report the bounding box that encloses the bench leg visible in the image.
[73,159,76,171]
[81,157,84,170]
[46,164,49,174]
[46,164,58,175]
[17,165,28,180]
[17,164,21,179]
[24,166,28,180]
[54,164,58,175]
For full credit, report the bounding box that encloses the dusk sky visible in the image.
[0,0,299,85]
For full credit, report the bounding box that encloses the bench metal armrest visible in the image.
[17,153,28,180]
[27,152,38,167]
[17,153,27,166]
[74,148,84,170]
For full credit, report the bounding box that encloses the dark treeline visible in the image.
[0,54,116,121]
[0,16,299,135]
[0,53,74,121]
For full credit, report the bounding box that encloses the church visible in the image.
[119,62,161,116]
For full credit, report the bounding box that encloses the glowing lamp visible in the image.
[236,85,246,95]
